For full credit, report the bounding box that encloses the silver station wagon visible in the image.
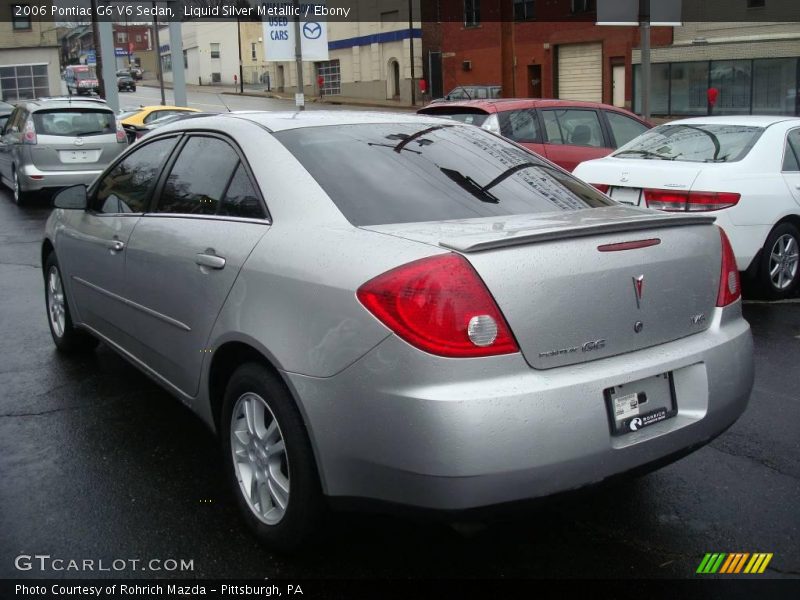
[0,98,127,204]
[42,112,754,549]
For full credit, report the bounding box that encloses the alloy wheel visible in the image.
[769,233,799,290]
[230,392,290,525]
[47,266,66,338]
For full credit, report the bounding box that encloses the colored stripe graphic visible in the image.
[700,552,773,575]
[697,553,727,574]
[744,553,774,574]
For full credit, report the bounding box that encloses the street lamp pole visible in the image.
[408,0,415,106]
[237,16,244,93]
[153,2,165,105]
[293,0,304,110]
[639,0,651,120]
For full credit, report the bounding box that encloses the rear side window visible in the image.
[418,109,490,127]
[275,123,613,227]
[498,109,541,143]
[614,124,764,163]
[221,164,265,219]
[157,136,239,215]
[606,111,648,147]
[93,137,177,214]
[783,129,800,172]
[33,109,115,137]
[541,109,605,147]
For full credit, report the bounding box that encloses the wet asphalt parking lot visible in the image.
[0,189,798,582]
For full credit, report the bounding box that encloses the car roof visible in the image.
[23,99,113,111]
[430,97,641,111]
[154,110,451,134]
[660,115,800,127]
[135,105,199,112]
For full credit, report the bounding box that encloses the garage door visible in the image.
[557,43,602,102]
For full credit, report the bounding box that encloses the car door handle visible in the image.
[195,253,226,270]
[107,240,124,252]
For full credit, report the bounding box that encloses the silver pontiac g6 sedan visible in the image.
[42,112,754,549]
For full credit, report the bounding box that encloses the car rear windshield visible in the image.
[275,123,613,226]
[33,108,115,137]
[418,109,490,127]
[613,123,763,163]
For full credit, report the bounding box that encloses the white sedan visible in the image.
[574,116,800,299]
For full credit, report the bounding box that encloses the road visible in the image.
[0,189,798,581]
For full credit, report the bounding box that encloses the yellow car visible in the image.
[119,105,199,127]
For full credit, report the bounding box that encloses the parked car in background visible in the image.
[117,75,136,92]
[42,111,752,549]
[419,99,652,172]
[0,98,127,204]
[0,101,15,131]
[130,67,143,80]
[64,65,99,96]
[433,85,503,101]
[574,116,800,299]
[122,111,217,143]
[119,105,199,127]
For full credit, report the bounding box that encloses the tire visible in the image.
[12,167,29,206]
[43,253,99,353]
[755,222,800,299]
[222,363,323,551]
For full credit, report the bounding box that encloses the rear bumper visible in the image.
[286,304,753,511]
[19,163,107,192]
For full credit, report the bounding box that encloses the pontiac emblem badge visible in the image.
[632,275,645,309]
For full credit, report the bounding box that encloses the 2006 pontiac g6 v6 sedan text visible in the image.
[42,112,754,549]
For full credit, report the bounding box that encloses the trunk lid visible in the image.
[363,207,721,369]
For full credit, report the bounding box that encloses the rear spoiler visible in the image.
[439,214,716,253]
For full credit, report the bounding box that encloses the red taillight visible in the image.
[591,183,610,194]
[716,227,741,307]
[356,254,519,358]
[116,120,127,143]
[21,117,37,145]
[644,189,740,212]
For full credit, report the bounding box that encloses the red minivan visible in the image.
[418,99,652,172]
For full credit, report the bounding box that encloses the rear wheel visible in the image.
[12,168,29,206]
[222,363,323,551]
[756,222,800,299]
[44,253,98,353]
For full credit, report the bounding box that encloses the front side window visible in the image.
[274,123,613,227]
[541,109,604,147]
[93,137,177,214]
[614,124,764,163]
[157,136,240,215]
[605,111,648,147]
[464,0,480,27]
[783,129,800,172]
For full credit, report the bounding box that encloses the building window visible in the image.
[514,0,534,21]
[161,54,172,73]
[747,0,766,8]
[183,50,188,69]
[316,60,341,96]
[11,5,32,30]
[464,0,480,27]
[251,43,257,61]
[633,57,799,117]
[117,32,127,43]
[0,64,49,101]
[572,0,596,12]
[210,43,220,59]
[136,35,142,42]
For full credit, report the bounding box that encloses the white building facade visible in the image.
[159,22,242,87]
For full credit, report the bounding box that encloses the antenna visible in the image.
[217,94,232,113]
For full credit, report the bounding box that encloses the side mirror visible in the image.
[53,184,87,210]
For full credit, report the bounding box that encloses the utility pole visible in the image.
[293,0,304,110]
[408,0,415,105]
[153,2,166,105]
[639,0,651,120]
[237,16,244,93]
[90,0,105,98]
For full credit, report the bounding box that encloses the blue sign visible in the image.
[302,22,322,40]
[86,50,96,65]
[115,47,128,57]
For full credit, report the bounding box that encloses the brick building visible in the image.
[422,0,672,110]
